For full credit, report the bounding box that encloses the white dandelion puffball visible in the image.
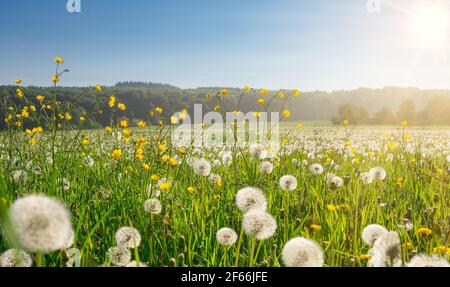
[279,175,298,191]
[309,164,324,175]
[192,158,211,176]
[259,161,274,175]
[221,152,233,167]
[282,237,324,267]
[144,198,162,215]
[83,156,94,167]
[0,249,33,267]
[216,227,238,246]
[330,176,344,188]
[12,170,28,183]
[369,231,401,267]
[242,209,277,240]
[369,166,386,181]
[107,246,131,267]
[9,195,73,253]
[362,224,388,246]
[235,187,267,213]
[360,172,374,184]
[407,254,450,267]
[250,144,268,160]
[115,226,141,249]
[126,261,149,267]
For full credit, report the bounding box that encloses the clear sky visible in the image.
[1,0,449,91]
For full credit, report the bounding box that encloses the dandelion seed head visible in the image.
[309,164,324,175]
[249,144,268,160]
[0,249,33,267]
[216,227,238,246]
[115,227,141,249]
[369,231,401,267]
[242,209,277,240]
[360,172,374,184]
[279,175,298,191]
[362,224,388,246]
[144,198,162,215]
[107,246,131,267]
[9,195,73,253]
[282,237,324,267]
[259,161,274,175]
[407,254,450,267]
[192,158,211,176]
[369,166,387,181]
[235,187,267,213]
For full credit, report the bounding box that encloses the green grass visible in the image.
[0,125,449,267]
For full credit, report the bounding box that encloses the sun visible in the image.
[408,1,450,49]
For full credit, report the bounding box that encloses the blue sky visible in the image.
[1,0,449,90]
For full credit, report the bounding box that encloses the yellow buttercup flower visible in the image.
[82,138,90,145]
[244,85,251,92]
[158,144,167,153]
[342,119,349,126]
[187,186,195,194]
[16,88,24,98]
[219,89,229,95]
[15,79,22,85]
[138,120,147,128]
[160,182,171,191]
[109,95,116,108]
[123,128,132,137]
[282,109,291,118]
[403,242,413,250]
[105,126,113,133]
[417,227,432,236]
[401,120,408,127]
[168,157,177,166]
[311,224,322,232]
[277,91,285,98]
[260,88,269,95]
[292,89,300,97]
[65,112,72,121]
[257,98,265,105]
[297,123,303,129]
[95,85,102,92]
[119,119,128,128]
[51,76,60,83]
[155,107,163,114]
[80,116,85,122]
[111,149,123,160]
[359,254,371,261]
[327,204,337,212]
[36,95,45,102]
[151,174,161,181]
[117,103,126,111]
[214,105,221,111]
[54,57,64,64]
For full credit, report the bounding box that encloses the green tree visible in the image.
[332,103,369,125]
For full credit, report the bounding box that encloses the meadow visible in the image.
[0,59,449,268]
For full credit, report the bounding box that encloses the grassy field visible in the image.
[0,122,449,267]
[0,63,449,267]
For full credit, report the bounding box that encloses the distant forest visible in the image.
[1,82,450,129]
